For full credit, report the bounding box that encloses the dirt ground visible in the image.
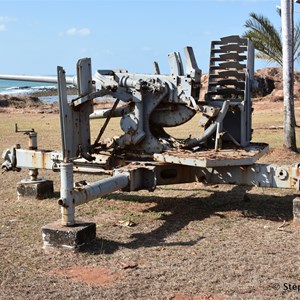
[1,90,300,299]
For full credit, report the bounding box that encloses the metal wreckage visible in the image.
[1,35,300,250]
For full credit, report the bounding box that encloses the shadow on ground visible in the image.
[80,185,296,254]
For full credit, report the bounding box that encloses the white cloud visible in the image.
[0,24,6,32]
[0,16,16,33]
[64,27,91,37]
[0,16,16,23]
[78,28,91,36]
[66,27,77,36]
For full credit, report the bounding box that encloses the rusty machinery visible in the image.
[1,35,300,248]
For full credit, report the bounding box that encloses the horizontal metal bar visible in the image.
[89,105,130,119]
[196,164,300,190]
[73,173,130,206]
[0,74,76,85]
[16,149,61,169]
[71,91,104,107]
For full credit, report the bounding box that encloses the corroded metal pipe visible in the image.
[185,100,230,148]
[73,173,130,207]
[60,162,75,226]
[89,105,131,119]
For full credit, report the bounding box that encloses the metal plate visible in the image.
[153,143,269,168]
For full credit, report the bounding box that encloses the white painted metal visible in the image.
[197,164,300,190]
[184,100,229,148]
[0,74,76,85]
[16,149,56,169]
[3,34,300,237]
[73,173,130,206]
[89,106,130,119]
[60,162,75,226]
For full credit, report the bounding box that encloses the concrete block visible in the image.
[42,220,96,250]
[293,197,300,224]
[17,179,54,200]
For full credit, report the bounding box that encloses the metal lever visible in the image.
[15,123,35,134]
[15,124,37,150]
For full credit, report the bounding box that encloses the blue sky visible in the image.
[0,0,286,76]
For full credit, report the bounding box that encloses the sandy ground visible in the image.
[1,70,300,299]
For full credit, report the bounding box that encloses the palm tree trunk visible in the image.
[281,0,297,151]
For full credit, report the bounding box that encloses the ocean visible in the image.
[0,79,63,103]
[0,79,57,94]
[0,78,115,103]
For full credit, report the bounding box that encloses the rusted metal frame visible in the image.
[93,98,120,147]
[57,59,94,225]
[70,172,130,207]
[196,163,300,190]
[74,58,94,159]
[153,164,198,186]
[185,100,230,149]
[58,66,73,162]
[89,105,131,120]
[72,165,110,175]
[60,162,75,226]
[214,114,224,151]
[113,164,198,189]
[15,148,113,173]
[113,71,195,105]
[15,124,39,180]
[154,143,269,168]
[71,90,104,107]
[15,149,60,170]
[146,161,300,190]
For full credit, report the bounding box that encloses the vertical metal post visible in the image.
[57,58,94,226]
[57,65,75,226]
[28,132,37,150]
[60,162,75,226]
[28,131,38,181]
[132,101,145,144]
[57,66,73,161]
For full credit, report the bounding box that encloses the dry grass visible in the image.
[1,100,300,300]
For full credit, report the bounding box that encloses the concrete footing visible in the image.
[17,179,54,200]
[42,220,96,250]
[293,197,300,224]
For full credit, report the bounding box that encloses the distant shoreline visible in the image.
[29,86,78,99]
[0,86,114,114]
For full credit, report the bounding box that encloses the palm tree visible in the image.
[244,10,298,153]
[243,12,300,66]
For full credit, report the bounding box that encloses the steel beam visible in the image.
[72,173,130,207]
[196,164,300,190]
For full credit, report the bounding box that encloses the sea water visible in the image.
[0,79,72,103]
[0,79,57,95]
[0,78,114,103]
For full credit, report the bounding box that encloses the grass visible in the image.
[1,100,300,299]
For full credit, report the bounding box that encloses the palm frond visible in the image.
[294,21,300,62]
[243,12,282,66]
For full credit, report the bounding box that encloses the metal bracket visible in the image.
[15,123,35,134]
